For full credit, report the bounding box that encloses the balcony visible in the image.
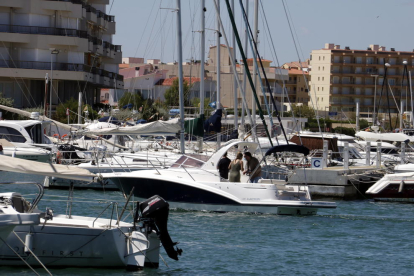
[0,24,88,38]
[49,0,84,4]
[85,4,97,23]
[0,59,123,87]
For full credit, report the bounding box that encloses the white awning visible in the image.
[0,155,97,182]
[81,118,181,136]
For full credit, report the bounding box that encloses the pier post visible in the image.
[343,142,349,170]
[322,140,328,168]
[365,142,371,165]
[401,142,406,164]
[376,142,381,169]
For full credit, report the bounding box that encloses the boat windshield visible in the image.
[170,155,205,169]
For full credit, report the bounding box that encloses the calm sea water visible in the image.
[1,172,414,276]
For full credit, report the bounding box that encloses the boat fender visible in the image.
[56,151,62,164]
[398,180,405,193]
[24,233,33,254]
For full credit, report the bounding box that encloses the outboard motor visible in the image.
[139,195,182,261]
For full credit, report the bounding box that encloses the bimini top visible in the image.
[265,144,310,156]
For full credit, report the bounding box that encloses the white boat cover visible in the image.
[0,155,97,182]
[355,131,414,142]
[81,118,181,136]
[0,104,128,150]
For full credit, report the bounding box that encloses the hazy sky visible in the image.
[110,0,414,66]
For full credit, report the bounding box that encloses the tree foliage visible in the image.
[191,97,211,113]
[55,98,97,123]
[118,91,143,110]
[0,93,14,119]
[164,78,191,107]
[286,104,316,119]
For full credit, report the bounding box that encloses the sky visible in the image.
[110,0,414,67]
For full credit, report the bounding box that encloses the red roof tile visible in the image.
[289,68,308,75]
[159,77,202,86]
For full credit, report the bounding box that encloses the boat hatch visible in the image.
[170,155,205,169]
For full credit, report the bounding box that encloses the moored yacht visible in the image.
[102,140,337,215]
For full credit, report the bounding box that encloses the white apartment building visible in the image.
[0,0,123,109]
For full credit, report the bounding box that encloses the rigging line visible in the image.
[223,0,273,146]
[0,236,41,276]
[284,0,306,62]
[239,1,276,143]
[281,0,322,138]
[144,1,168,58]
[210,0,256,141]
[132,0,158,58]
[258,1,300,145]
[388,82,400,115]
[147,2,170,59]
[239,0,288,144]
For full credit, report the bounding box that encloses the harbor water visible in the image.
[1,172,413,276]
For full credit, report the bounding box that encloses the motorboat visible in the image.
[0,119,54,162]
[102,140,337,215]
[366,172,414,202]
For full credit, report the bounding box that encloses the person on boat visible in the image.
[243,152,262,183]
[217,152,231,180]
[228,152,244,182]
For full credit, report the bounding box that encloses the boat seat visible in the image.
[275,184,294,192]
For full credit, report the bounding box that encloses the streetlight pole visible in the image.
[371,74,378,126]
[50,48,59,119]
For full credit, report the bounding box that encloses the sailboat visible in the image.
[0,155,182,269]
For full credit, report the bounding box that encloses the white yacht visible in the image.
[0,120,54,162]
[102,140,337,215]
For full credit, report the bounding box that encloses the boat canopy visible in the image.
[80,118,181,136]
[265,144,310,156]
[0,155,97,182]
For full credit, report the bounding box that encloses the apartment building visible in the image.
[310,43,414,114]
[0,0,123,110]
[279,61,310,106]
[159,44,288,112]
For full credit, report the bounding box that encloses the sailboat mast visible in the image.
[241,0,249,126]
[200,0,205,117]
[199,0,206,152]
[231,0,238,129]
[216,0,221,147]
[176,0,185,154]
[251,0,259,135]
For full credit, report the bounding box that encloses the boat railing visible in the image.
[147,159,161,175]
[92,201,119,228]
[0,182,44,213]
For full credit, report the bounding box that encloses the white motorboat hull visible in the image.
[139,198,323,215]
[108,172,336,215]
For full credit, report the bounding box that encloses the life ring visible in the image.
[56,151,63,164]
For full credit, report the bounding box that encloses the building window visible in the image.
[318,87,320,91]
[318,66,320,71]
[322,87,324,91]
[322,77,324,81]
[323,56,325,60]
[318,77,320,81]
[323,66,325,71]
[319,56,321,60]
